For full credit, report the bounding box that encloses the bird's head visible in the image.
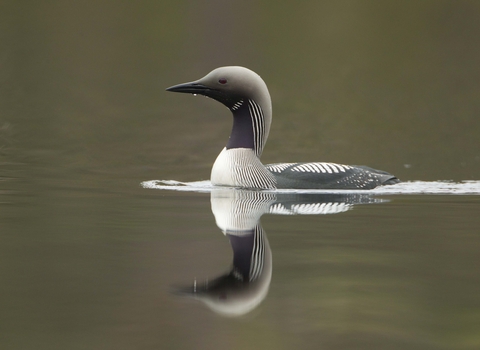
[166,66,271,112]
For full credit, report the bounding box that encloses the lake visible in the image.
[1,1,480,349]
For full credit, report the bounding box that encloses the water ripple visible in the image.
[141,180,480,195]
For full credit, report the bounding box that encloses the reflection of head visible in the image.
[176,189,274,317]
[174,189,384,316]
[185,225,272,317]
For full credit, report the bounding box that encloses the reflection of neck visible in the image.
[226,225,266,282]
[227,232,254,281]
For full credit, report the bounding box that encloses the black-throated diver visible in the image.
[166,66,400,190]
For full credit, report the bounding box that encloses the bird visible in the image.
[166,66,400,190]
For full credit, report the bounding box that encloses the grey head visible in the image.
[167,66,273,157]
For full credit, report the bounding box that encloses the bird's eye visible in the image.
[218,78,227,85]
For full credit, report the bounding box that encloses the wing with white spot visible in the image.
[267,162,352,174]
[266,162,394,189]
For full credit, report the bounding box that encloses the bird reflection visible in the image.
[174,189,384,317]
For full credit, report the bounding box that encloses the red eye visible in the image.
[218,78,227,84]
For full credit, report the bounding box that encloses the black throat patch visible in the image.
[226,100,255,150]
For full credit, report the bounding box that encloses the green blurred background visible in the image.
[2,1,479,183]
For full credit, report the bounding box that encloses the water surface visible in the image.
[1,1,480,349]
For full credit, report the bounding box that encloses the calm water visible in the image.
[2,1,480,349]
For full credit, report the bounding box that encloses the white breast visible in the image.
[211,148,276,189]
